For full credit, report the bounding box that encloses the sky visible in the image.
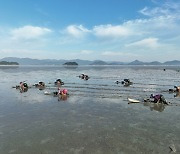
[0,0,180,62]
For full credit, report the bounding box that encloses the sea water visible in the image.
[0,65,180,154]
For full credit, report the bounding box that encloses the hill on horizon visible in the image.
[1,57,180,66]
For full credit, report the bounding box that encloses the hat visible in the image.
[63,89,68,94]
[150,94,154,98]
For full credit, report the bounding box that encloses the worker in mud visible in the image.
[174,86,180,92]
[57,88,68,101]
[121,79,132,86]
[150,94,169,105]
[34,81,45,90]
[79,74,85,79]
[54,79,64,85]
[169,86,180,93]
[20,81,28,92]
[84,75,89,80]
[35,81,45,87]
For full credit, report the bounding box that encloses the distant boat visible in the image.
[128,98,140,103]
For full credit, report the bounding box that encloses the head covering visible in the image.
[63,89,68,94]
[57,79,61,82]
[150,94,154,98]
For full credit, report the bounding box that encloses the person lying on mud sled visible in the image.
[144,94,169,105]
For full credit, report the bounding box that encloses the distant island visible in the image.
[90,60,108,65]
[63,62,78,65]
[1,57,180,66]
[0,61,19,65]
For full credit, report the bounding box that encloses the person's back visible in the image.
[56,79,61,84]
[150,94,161,103]
[84,75,89,80]
[19,82,28,92]
[23,82,28,89]
[124,79,130,83]
[55,79,64,85]
[174,86,180,92]
[39,81,45,86]
[62,89,68,95]
[81,74,85,79]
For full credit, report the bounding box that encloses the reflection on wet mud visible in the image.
[143,102,166,112]
[1,65,180,154]
[58,94,68,101]
[0,66,19,73]
[1,65,180,74]
[63,65,78,69]
[169,91,180,98]
[174,92,180,97]
[14,89,52,104]
[20,88,28,93]
[0,65,19,69]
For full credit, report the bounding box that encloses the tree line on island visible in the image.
[0,61,19,65]
[63,62,78,65]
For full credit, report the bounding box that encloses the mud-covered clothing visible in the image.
[151,94,166,103]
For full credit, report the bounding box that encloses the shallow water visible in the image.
[0,65,180,154]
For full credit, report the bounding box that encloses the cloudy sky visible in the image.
[0,0,180,62]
